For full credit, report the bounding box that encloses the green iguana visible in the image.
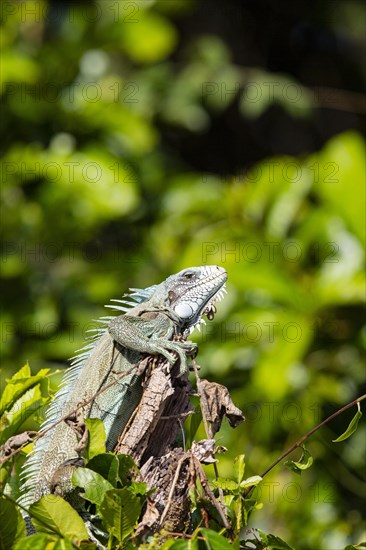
[19,265,227,510]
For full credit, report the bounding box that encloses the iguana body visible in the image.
[19,265,227,508]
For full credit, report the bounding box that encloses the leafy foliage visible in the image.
[29,495,89,541]
[99,487,142,544]
[0,366,364,549]
[0,363,53,446]
[0,496,26,549]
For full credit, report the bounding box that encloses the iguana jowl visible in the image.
[19,265,227,508]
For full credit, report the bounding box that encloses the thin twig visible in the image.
[164,532,206,540]
[160,456,186,526]
[178,417,186,453]
[192,361,210,436]
[194,457,231,531]
[243,394,366,498]
[192,361,225,503]
[160,411,194,420]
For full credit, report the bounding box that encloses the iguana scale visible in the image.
[19,265,227,509]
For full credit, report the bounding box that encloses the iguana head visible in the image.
[163,265,227,331]
[110,265,227,332]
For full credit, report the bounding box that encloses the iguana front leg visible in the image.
[108,314,197,368]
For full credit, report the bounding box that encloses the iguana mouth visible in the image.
[189,282,227,333]
[203,283,227,320]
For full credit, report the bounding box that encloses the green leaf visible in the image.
[84,418,106,460]
[129,481,148,496]
[257,529,295,549]
[99,488,142,543]
[212,478,239,491]
[243,497,259,527]
[13,533,77,550]
[0,462,13,492]
[29,495,89,541]
[116,454,140,486]
[161,540,197,550]
[87,454,140,489]
[239,475,262,489]
[285,446,313,475]
[86,453,120,486]
[343,543,366,550]
[234,454,245,483]
[0,496,26,549]
[200,528,234,549]
[333,408,363,442]
[0,363,30,413]
[234,495,243,532]
[0,363,50,416]
[72,467,113,506]
[265,533,295,550]
[223,494,235,507]
[0,384,49,445]
[2,452,26,500]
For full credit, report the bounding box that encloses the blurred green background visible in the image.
[1,1,365,548]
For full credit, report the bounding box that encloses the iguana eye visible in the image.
[183,271,195,280]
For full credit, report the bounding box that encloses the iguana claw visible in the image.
[153,339,196,367]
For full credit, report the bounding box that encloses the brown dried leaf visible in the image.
[135,498,160,536]
[64,407,88,455]
[1,431,35,458]
[191,439,217,464]
[197,379,245,437]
